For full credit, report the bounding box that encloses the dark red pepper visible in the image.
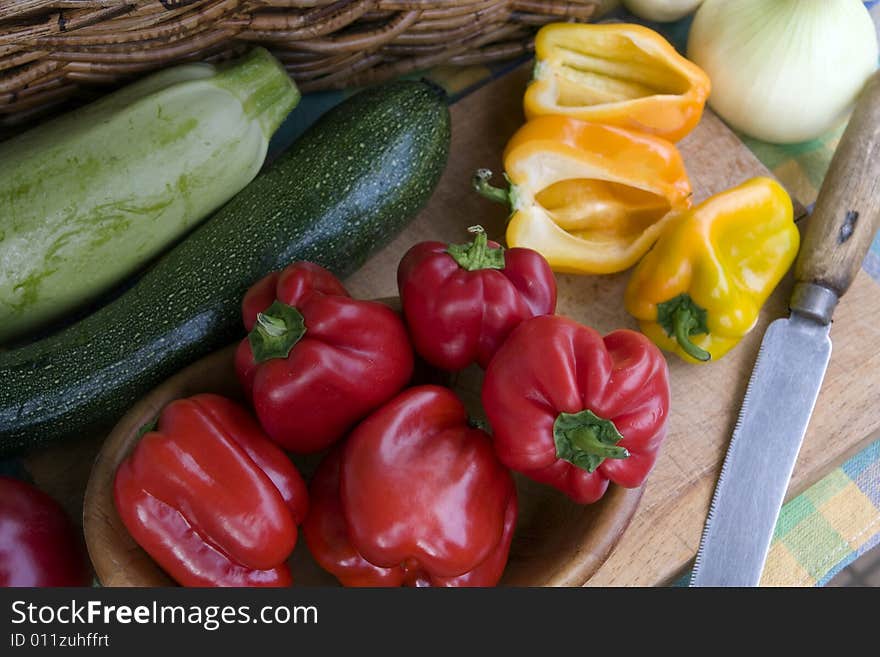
[114,394,308,587]
[397,226,556,370]
[482,315,670,504]
[303,386,517,586]
[0,476,90,587]
[235,261,414,453]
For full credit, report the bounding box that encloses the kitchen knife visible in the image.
[690,70,880,587]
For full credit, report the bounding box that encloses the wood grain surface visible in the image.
[26,62,880,586]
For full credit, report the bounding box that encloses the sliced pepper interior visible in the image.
[483,115,692,275]
[543,35,693,107]
[525,23,711,142]
[536,178,674,240]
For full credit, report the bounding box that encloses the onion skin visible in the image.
[687,0,878,144]
[623,0,703,22]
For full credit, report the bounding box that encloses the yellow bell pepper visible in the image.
[473,115,692,274]
[624,177,800,363]
[524,23,711,142]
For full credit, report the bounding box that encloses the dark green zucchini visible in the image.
[0,80,450,454]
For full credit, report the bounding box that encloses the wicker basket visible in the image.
[0,0,602,127]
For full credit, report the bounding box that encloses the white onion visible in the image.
[622,0,703,22]
[687,0,878,143]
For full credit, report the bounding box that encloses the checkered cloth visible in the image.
[764,443,880,585]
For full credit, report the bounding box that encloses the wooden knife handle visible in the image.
[792,70,880,324]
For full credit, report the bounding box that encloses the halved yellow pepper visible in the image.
[524,23,711,142]
[624,177,800,364]
[474,115,692,274]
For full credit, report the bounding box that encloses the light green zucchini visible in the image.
[0,47,299,343]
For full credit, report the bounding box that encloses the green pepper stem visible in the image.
[553,409,629,473]
[248,300,307,363]
[446,225,505,271]
[255,312,288,338]
[567,427,630,460]
[673,306,711,362]
[472,169,511,206]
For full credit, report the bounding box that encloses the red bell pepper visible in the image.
[0,476,91,587]
[397,226,556,370]
[236,261,414,453]
[303,386,517,586]
[114,394,308,587]
[482,315,670,504]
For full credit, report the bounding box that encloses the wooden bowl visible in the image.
[84,343,644,587]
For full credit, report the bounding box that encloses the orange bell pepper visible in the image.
[524,23,711,142]
[474,115,692,274]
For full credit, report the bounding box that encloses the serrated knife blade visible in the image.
[689,69,880,587]
[690,314,831,586]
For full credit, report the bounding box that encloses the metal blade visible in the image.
[690,313,831,587]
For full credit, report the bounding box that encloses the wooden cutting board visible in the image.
[25,63,880,586]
